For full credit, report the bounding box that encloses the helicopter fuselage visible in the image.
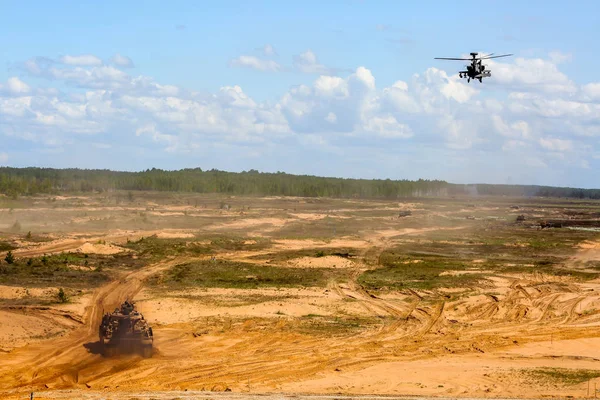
[459,60,491,83]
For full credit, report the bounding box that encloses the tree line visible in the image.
[0,167,599,200]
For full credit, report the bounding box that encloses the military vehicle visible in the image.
[99,300,154,357]
[434,52,513,83]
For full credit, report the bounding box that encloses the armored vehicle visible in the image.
[99,300,153,357]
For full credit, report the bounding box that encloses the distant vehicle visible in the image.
[434,52,513,83]
[99,300,154,358]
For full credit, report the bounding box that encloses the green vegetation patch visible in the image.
[0,241,16,252]
[149,259,346,289]
[519,367,600,386]
[359,250,487,291]
[249,247,360,263]
[123,234,271,260]
[145,291,299,308]
[0,253,109,287]
[500,260,600,281]
[0,251,143,287]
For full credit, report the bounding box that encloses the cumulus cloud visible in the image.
[230,55,282,72]
[111,53,134,68]
[0,153,8,164]
[260,44,277,56]
[293,50,333,75]
[60,54,103,66]
[0,77,31,96]
[582,83,600,101]
[486,56,577,94]
[3,51,600,185]
[539,137,573,152]
[20,57,181,95]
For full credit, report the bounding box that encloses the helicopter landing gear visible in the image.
[467,78,471,83]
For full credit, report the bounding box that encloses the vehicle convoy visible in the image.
[99,300,154,357]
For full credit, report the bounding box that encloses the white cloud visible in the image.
[314,76,349,98]
[136,124,178,152]
[60,54,103,66]
[0,77,31,96]
[381,81,420,113]
[230,55,282,72]
[218,85,257,108]
[261,44,277,56]
[486,56,576,94]
[539,137,573,152]
[492,116,532,139]
[0,152,8,164]
[502,139,528,151]
[582,83,600,100]
[111,53,134,68]
[363,115,413,139]
[293,50,332,75]
[549,51,572,64]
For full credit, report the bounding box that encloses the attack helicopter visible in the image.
[434,52,513,83]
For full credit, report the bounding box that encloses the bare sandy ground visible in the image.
[2,195,600,399]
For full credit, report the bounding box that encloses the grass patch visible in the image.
[500,261,600,280]
[0,241,16,252]
[359,255,486,291]
[359,248,490,291]
[0,251,144,288]
[249,247,360,263]
[520,367,600,386]
[122,234,271,260]
[146,291,299,307]
[149,259,347,289]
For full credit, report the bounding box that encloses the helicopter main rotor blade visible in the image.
[434,57,472,61]
[478,54,513,60]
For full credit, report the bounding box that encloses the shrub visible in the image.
[57,288,69,303]
[4,250,15,265]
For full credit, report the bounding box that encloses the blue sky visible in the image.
[1,0,600,187]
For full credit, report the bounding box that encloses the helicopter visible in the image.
[434,52,513,83]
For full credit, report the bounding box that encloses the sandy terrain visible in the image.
[1,194,600,399]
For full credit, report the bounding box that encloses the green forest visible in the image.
[1,167,599,200]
